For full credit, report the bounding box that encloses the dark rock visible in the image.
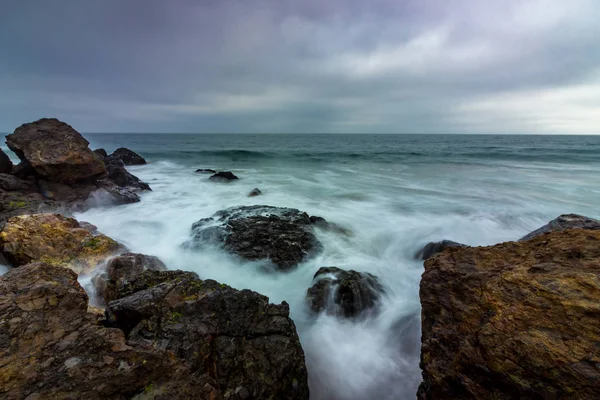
[106,268,310,399]
[0,149,12,174]
[196,168,217,174]
[415,240,467,260]
[306,267,384,319]
[519,213,600,241]
[418,228,600,399]
[209,171,239,182]
[110,147,147,166]
[0,262,219,399]
[186,205,322,270]
[94,252,168,304]
[309,215,352,236]
[104,155,151,191]
[6,118,106,183]
[93,148,109,159]
[11,160,35,179]
[248,188,262,197]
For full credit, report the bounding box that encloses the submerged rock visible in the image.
[418,228,600,399]
[209,171,238,181]
[0,213,122,274]
[186,205,323,270]
[0,148,13,174]
[6,118,106,183]
[107,268,310,399]
[0,262,218,399]
[109,147,147,166]
[195,168,216,174]
[306,267,384,319]
[248,187,262,197]
[519,213,600,241]
[415,240,467,260]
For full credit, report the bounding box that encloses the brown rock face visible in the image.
[6,118,106,183]
[0,213,121,274]
[0,263,219,399]
[418,228,600,400]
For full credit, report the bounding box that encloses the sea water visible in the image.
[68,133,600,399]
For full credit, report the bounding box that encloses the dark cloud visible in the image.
[1,0,599,133]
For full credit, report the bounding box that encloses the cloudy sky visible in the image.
[1,0,599,134]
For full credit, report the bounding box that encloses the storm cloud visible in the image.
[1,0,599,133]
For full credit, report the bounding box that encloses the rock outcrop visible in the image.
[306,267,384,319]
[0,262,219,399]
[0,213,121,274]
[418,228,600,399]
[209,171,239,182]
[415,240,467,260]
[519,213,600,241]
[106,268,310,399]
[103,155,151,192]
[0,148,13,173]
[6,118,106,183]
[186,205,323,270]
[109,147,147,166]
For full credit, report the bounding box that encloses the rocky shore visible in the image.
[0,118,599,399]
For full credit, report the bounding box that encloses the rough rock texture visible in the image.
[248,188,262,197]
[94,252,167,304]
[415,240,467,260]
[0,213,121,274]
[6,118,106,183]
[93,148,109,158]
[209,171,239,182]
[0,148,13,174]
[519,213,600,241]
[418,228,600,400]
[306,267,384,318]
[110,147,147,166]
[186,205,323,270]
[0,262,219,399]
[107,269,310,399]
[196,168,216,174]
[104,155,151,191]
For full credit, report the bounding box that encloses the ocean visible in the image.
[56,134,600,399]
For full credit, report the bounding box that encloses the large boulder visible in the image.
[0,262,219,399]
[186,205,323,270]
[6,118,106,183]
[519,213,600,241]
[107,269,310,399]
[415,240,467,260]
[110,147,147,166]
[0,148,13,173]
[0,213,121,274]
[418,228,600,399]
[104,155,151,191]
[306,267,384,319]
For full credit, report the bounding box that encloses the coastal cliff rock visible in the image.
[0,213,121,274]
[415,240,467,260]
[418,228,600,399]
[107,268,310,399]
[6,118,106,183]
[0,148,13,173]
[0,262,219,399]
[306,267,384,319]
[110,147,147,165]
[186,205,323,270]
[519,213,600,241]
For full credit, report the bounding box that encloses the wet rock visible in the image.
[0,213,122,274]
[110,147,147,166]
[415,240,467,260]
[248,188,262,197]
[306,267,384,318]
[309,215,352,236]
[196,168,216,174]
[11,159,35,179]
[94,252,168,304]
[186,205,322,270]
[209,171,239,182]
[107,268,309,399]
[104,155,151,191]
[0,148,12,173]
[93,148,109,159]
[6,118,106,183]
[418,228,600,399]
[0,262,218,399]
[519,213,600,241]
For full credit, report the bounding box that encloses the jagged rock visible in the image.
[0,213,122,274]
[94,253,167,304]
[6,118,106,183]
[104,155,151,191]
[306,267,384,318]
[110,147,147,166]
[415,240,467,260]
[11,159,35,179]
[418,228,600,400]
[196,168,216,174]
[186,205,323,270]
[519,213,600,241]
[93,148,109,158]
[248,188,262,197]
[0,148,12,174]
[107,269,309,399]
[0,262,219,399]
[209,171,238,182]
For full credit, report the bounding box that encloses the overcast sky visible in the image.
[1,0,599,134]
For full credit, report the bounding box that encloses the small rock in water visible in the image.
[209,171,239,181]
[109,147,146,166]
[519,213,600,241]
[248,188,262,197]
[415,240,467,260]
[195,168,216,174]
